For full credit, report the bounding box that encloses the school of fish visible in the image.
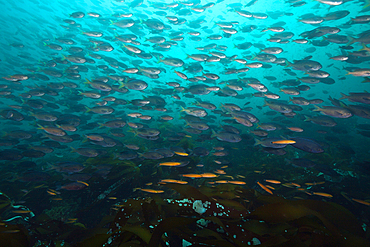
[0,0,370,209]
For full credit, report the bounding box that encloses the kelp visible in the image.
[0,183,368,246]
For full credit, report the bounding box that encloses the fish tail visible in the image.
[211,129,217,138]
[359,44,370,51]
[253,138,262,146]
[85,106,91,113]
[118,81,125,88]
[363,0,370,9]
[263,99,270,107]
[303,115,311,122]
[346,36,356,46]
[339,92,348,100]
[312,105,321,112]
[37,124,44,130]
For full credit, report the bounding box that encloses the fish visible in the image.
[271,140,296,145]
[139,189,164,194]
[0,0,368,236]
[257,181,273,194]
[312,192,333,198]
[265,180,281,184]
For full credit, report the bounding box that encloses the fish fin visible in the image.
[346,36,356,46]
[84,78,91,85]
[253,138,262,146]
[312,105,321,112]
[339,101,348,108]
[339,92,348,100]
[304,115,311,122]
[211,129,217,138]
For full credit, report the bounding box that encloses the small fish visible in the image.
[265,179,281,184]
[257,181,273,194]
[351,198,370,206]
[271,140,296,144]
[174,151,189,156]
[312,192,333,198]
[160,179,188,184]
[228,181,246,185]
[199,173,216,178]
[181,174,202,178]
[265,185,275,190]
[12,210,32,214]
[159,162,182,166]
[305,181,325,186]
[140,189,164,194]
[1,230,21,233]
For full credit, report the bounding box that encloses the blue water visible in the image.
[0,0,370,246]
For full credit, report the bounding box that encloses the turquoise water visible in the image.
[0,0,370,246]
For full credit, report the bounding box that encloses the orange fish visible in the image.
[291,183,301,187]
[228,181,246,185]
[215,180,228,184]
[201,173,218,178]
[265,185,275,190]
[265,179,281,184]
[312,192,333,198]
[159,162,182,166]
[174,151,189,156]
[271,140,296,144]
[77,181,89,187]
[140,189,164,194]
[214,169,226,175]
[160,179,188,184]
[305,181,325,186]
[257,181,273,195]
[352,198,370,206]
[47,191,57,196]
[181,174,202,178]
